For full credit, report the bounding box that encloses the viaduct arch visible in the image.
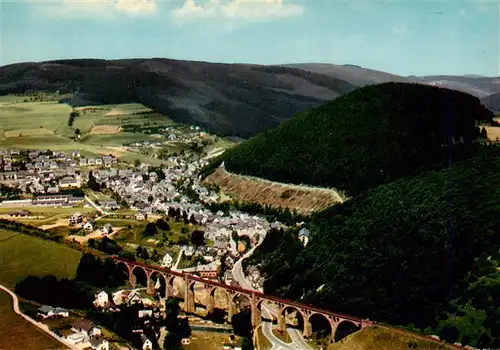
[114,258,373,343]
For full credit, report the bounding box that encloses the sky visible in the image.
[0,0,498,76]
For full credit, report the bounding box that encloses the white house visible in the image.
[84,219,96,231]
[298,227,310,247]
[100,223,113,235]
[93,291,110,308]
[66,332,86,345]
[126,291,142,305]
[89,337,110,350]
[161,253,174,268]
[141,335,153,350]
[72,319,101,338]
[184,245,195,257]
[138,309,153,318]
[136,212,147,221]
[37,305,69,319]
[69,213,83,226]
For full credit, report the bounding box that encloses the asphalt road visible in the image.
[0,284,78,350]
[231,238,312,350]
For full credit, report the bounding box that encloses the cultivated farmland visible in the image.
[0,96,172,165]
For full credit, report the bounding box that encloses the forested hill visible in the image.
[203,82,495,196]
[0,59,357,138]
[222,82,500,348]
[248,146,500,348]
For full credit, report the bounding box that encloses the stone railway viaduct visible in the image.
[113,257,374,343]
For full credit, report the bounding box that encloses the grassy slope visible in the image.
[0,291,64,350]
[329,326,449,350]
[213,83,494,196]
[0,230,82,288]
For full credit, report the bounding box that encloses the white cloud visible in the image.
[171,0,304,23]
[114,0,157,15]
[33,0,157,19]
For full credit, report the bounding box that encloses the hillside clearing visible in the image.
[0,290,64,350]
[203,165,344,214]
[0,230,82,289]
[485,126,500,142]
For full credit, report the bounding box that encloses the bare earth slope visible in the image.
[203,164,343,214]
[0,59,357,139]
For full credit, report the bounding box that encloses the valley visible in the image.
[0,65,498,350]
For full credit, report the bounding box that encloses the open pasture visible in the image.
[0,101,73,138]
[0,230,82,289]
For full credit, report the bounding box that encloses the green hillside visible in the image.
[204,82,494,196]
[247,146,500,348]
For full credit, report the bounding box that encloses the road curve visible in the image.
[0,284,78,350]
[231,234,312,349]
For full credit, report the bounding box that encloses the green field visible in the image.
[0,97,173,165]
[0,206,96,227]
[0,207,95,215]
[0,291,64,350]
[0,230,82,289]
[0,95,232,165]
[0,100,74,138]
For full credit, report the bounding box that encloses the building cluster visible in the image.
[0,194,85,208]
[0,149,117,172]
[0,149,118,195]
[92,290,179,350]
[126,125,206,151]
[37,306,110,350]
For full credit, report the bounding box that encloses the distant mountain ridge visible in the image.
[0,58,498,138]
[0,58,357,139]
[481,92,500,111]
[283,63,500,98]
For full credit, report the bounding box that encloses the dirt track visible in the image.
[89,125,121,135]
[203,165,344,214]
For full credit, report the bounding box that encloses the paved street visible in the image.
[231,238,312,350]
[0,284,80,350]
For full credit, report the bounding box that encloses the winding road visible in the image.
[231,234,312,350]
[0,284,78,350]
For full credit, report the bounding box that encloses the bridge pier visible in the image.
[251,293,261,328]
[303,319,313,338]
[183,276,195,314]
[227,299,235,323]
[277,313,286,333]
[146,275,155,296]
[206,294,215,314]
[113,258,374,341]
[129,272,137,288]
[329,321,340,343]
